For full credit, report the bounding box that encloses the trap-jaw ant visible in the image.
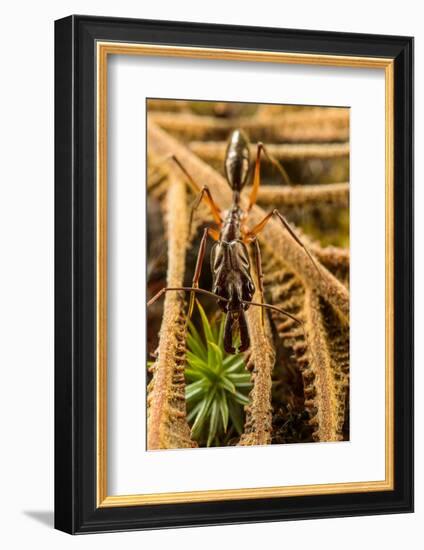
[148,130,321,354]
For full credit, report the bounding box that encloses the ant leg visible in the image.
[188,186,222,237]
[247,143,264,212]
[245,299,319,372]
[151,153,222,232]
[167,155,222,229]
[149,153,201,196]
[147,286,226,308]
[162,154,201,194]
[246,209,321,276]
[148,227,218,318]
[188,227,211,319]
[242,300,302,326]
[247,143,291,212]
[261,143,291,186]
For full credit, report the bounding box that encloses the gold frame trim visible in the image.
[96,42,395,508]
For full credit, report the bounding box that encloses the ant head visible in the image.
[224,129,250,192]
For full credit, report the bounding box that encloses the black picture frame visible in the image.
[55,15,414,534]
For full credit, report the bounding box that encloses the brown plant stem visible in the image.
[260,243,349,443]
[147,99,191,112]
[189,141,349,162]
[150,110,349,143]
[256,182,349,209]
[312,245,350,277]
[147,175,196,449]
[302,288,344,441]
[239,253,276,446]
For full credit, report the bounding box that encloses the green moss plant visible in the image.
[185,301,252,447]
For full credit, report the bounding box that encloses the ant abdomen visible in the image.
[224,129,250,191]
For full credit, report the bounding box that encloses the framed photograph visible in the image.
[54,15,413,534]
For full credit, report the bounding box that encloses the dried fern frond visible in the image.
[147,151,209,244]
[312,245,350,286]
[260,244,349,442]
[255,104,348,118]
[256,182,349,209]
[150,109,349,143]
[302,289,349,441]
[239,253,276,446]
[189,141,349,163]
[148,121,349,323]
[147,114,350,446]
[147,176,196,449]
[147,99,192,112]
[147,152,172,201]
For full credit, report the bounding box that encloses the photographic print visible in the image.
[55,17,413,533]
[146,99,350,450]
